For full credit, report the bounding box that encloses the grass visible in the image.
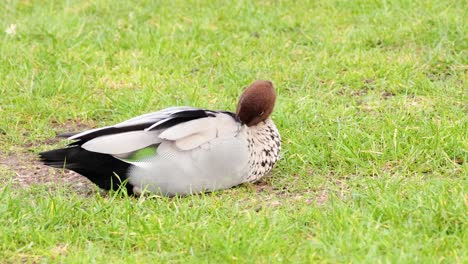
[0,0,466,262]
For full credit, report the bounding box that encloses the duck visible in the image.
[40,80,281,196]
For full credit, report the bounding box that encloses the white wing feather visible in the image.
[159,117,216,140]
[159,114,240,150]
[81,130,162,154]
[173,132,213,150]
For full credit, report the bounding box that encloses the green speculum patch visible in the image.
[123,146,158,162]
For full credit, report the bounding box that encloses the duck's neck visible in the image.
[244,118,281,182]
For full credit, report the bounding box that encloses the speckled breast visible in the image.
[244,118,281,182]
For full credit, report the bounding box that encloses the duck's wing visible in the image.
[71,107,238,156]
[68,106,210,141]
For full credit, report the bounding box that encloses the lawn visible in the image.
[0,0,466,263]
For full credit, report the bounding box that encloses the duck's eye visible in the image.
[258,111,265,116]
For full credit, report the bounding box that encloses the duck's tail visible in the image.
[39,146,134,194]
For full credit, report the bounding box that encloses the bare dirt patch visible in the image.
[1,119,98,195]
[0,151,96,196]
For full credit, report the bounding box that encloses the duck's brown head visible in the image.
[236,80,276,126]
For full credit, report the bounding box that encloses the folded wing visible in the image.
[72,107,239,157]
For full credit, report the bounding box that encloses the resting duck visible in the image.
[40,80,281,196]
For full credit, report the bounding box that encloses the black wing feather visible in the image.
[39,146,133,194]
